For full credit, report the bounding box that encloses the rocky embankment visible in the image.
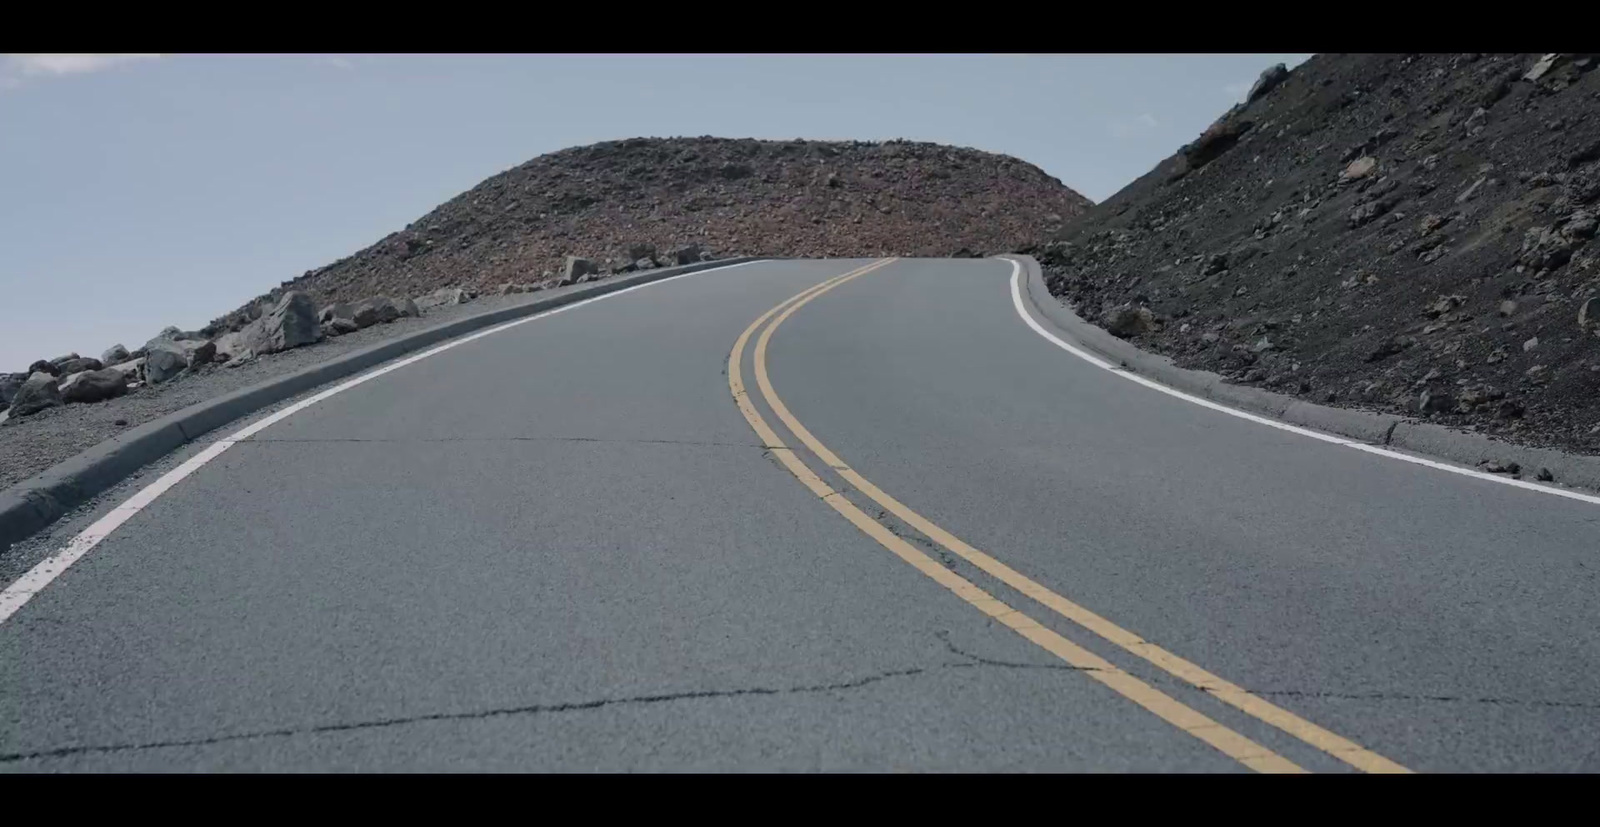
[1026,53,1600,460]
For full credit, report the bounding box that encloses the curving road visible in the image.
[3,257,1599,772]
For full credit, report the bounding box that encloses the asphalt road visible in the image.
[4,257,1599,772]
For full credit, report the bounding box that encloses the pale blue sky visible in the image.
[0,53,1311,369]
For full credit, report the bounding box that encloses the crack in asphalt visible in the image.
[10,631,1597,766]
[239,435,763,448]
[1246,687,1600,711]
[936,630,1095,673]
[0,662,996,765]
[935,631,1600,713]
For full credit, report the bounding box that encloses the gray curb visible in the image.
[0,257,762,551]
[1009,254,1600,494]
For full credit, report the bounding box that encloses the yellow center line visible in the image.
[729,259,1304,774]
[740,257,1412,774]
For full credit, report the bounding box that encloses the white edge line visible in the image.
[1004,258,1600,509]
[0,260,763,625]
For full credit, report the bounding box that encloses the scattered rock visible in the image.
[55,357,103,375]
[1348,199,1394,228]
[216,291,323,362]
[1523,336,1540,352]
[0,373,24,409]
[1456,176,1487,204]
[319,302,354,324]
[1537,467,1555,482]
[1523,53,1562,83]
[1181,115,1254,172]
[669,244,703,266]
[416,287,472,311]
[1366,336,1410,362]
[1340,156,1378,182]
[351,296,403,328]
[322,318,360,337]
[635,257,657,271]
[59,368,129,404]
[108,358,144,380]
[1247,64,1290,104]
[1499,300,1519,317]
[1419,388,1455,414]
[101,344,132,366]
[1103,304,1159,338]
[185,339,217,368]
[1425,295,1465,318]
[143,340,190,385]
[9,372,64,416]
[561,256,597,285]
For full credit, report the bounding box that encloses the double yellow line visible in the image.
[728,258,1411,774]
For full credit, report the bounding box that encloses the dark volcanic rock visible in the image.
[1248,64,1290,103]
[55,357,103,375]
[101,344,132,366]
[143,340,189,385]
[0,373,24,409]
[60,368,129,404]
[10,372,63,417]
[1035,53,1600,457]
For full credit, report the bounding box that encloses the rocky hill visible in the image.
[1028,54,1600,457]
[216,137,1091,328]
[4,135,1088,448]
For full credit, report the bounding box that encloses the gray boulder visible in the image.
[48,353,81,368]
[351,296,402,328]
[635,257,658,271]
[60,368,129,404]
[1103,304,1160,338]
[224,291,323,358]
[144,340,190,385]
[186,339,217,367]
[153,325,205,342]
[669,244,702,266]
[319,302,354,324]
[10,372,63,416]
[623,243,657,262]
[28,359,60,377]
[56,356,104,375]
[397,297,420,318]
[322,318,360,337]
[561,256,597,285]
[101,344,132,366]
[0,372,25,408]
[1247,63,1289,103]
[109,358,144,380]
[416,287,471,312]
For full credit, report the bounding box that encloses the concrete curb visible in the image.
[1010,254,1600,494]
[0,257,762,551]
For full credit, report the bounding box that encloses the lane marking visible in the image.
[0,260,770,626]
[731,259,1307,774]
[1007,259,1600,508]
[751,257,1410,773]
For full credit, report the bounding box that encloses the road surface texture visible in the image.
[4,258,1599,772]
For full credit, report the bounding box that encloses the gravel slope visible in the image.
[1027,53,1600,456]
